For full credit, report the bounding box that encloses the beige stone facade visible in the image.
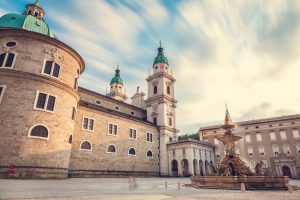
[200,114,300,178]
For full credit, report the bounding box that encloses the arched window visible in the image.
[107,145,116,153]
[128,148,136,156]
[29,125,49,139]
[153,86,157,94]
[80,141,92,151]
[0,52,16,68]
[167,86,170,94]
[147,150,153,157]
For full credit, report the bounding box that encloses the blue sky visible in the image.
[1,0,300,134]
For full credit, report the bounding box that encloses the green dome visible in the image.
[154,54,168,65]
[153,42,168,65]
[0,13,57,39]
[110,68,123,86]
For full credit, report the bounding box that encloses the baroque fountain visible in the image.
[190,106,290,190]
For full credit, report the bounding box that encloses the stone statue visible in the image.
[255,161,264,176]
[136,86,140,93]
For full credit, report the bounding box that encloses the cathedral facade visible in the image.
[0,1,183,178]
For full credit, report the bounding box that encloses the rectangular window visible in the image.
[82,117,94,131]
[146,132,153,142]
[34,92,56,112]
[153,117,157,125]
[74,78,78,89]
[5,53,15,67]
[153,86,157,94]
[173,149,175,156]
[292,129,300,139]
[214,138,219,145]
[272,145,279,155]
[235,148,240,156]
[169,118,172,126]
[258,147,265,156]
[129,128,137,139]
[108,123,117,135]
[42,60,60,78]
[256,133,262,142]
[245,134,251,143]
[71,106,76,121]
[0,85,6,104]
[247,147,253,156]
[280,130,287,140]
[249,161,255,169]
[283,145,290,154]
[269,131,276,141]
[262,160,268,168]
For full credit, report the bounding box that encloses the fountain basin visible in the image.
[190,175,289,190]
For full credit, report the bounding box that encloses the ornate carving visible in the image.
[44,48,64,62]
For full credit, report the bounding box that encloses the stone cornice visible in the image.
[146,71,176,82]
[0,28,85,74]
[159,125,180,133]
[167,138,216,148]
[1,69,80,101]
[145,94,178,105]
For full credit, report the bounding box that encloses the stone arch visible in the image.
[199,160,204,176]
[282,166,292,178]
[181,159,189,177]
[171,159,178,176]
[205,160,210,175]
[193,159,198,175]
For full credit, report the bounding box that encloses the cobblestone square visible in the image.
[0,178,300,200]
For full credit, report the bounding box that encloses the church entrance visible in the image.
[171,160,178,176]
[282,166,292,177]
[181,159,189,177]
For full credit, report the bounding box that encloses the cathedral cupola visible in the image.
[153,41,169,74]
[107,66,127,102]
[24,0,45,21]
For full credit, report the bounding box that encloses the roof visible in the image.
[110,68,123,86]
[153,43,168,65]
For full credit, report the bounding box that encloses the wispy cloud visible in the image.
[1,0,300,133]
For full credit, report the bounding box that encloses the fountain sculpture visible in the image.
[190,106,291,190]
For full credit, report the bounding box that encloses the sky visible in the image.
[1,0,300,134]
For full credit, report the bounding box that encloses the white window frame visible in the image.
[27,124,50,140]
[292,129,300,139]
[146,132,153,143]
[107,122,118,136]
[245,134,251,143]
[129,128,137,140]
[82,116,95,132]
[262,160,268,168]
[0,51,17,69]
[4,41,18,48]
[258,147,265,156]
[146,150,153,158]
[33,90,57,113]
[106,144,117,154]
[256,133,262,142]
[296,144,300,154]
[214,138,219,145]
[128,147,136,156]
[269,131,276,141]
[95,100,101,105]
[79,140,92,151]
[247,147,253,156]
[283,145,290,154]
[280,130,287,140]
[0,84,7,104]
[272,145,280,156]
[235,148,240,156]
[41,59,61,79]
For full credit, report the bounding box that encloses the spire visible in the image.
[115,65,120,77]
[33,0,41,7]
[157,40,164,55]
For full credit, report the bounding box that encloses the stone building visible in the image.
[199,114,300,178]
[0,1,187,178]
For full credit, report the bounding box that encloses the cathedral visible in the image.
[1,1,299,179]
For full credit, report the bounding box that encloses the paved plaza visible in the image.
[0,178,300,200]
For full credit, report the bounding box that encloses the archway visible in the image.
[205,160,210,175]
[199,160,204,176]
[171,159,178,176]
[181,159,189,177]
[193,159,198,175]
[282,166,292,178]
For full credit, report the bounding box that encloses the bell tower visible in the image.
[24,0,45,20]
[107,66,127,102]
[145,42,179,176]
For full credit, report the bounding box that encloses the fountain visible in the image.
[190,106,291,190]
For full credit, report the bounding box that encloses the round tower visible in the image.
[0,1,85,178]
[106,66,127,102]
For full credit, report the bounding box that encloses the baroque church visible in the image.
[1,1,299,179]
[0,0,216,178]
